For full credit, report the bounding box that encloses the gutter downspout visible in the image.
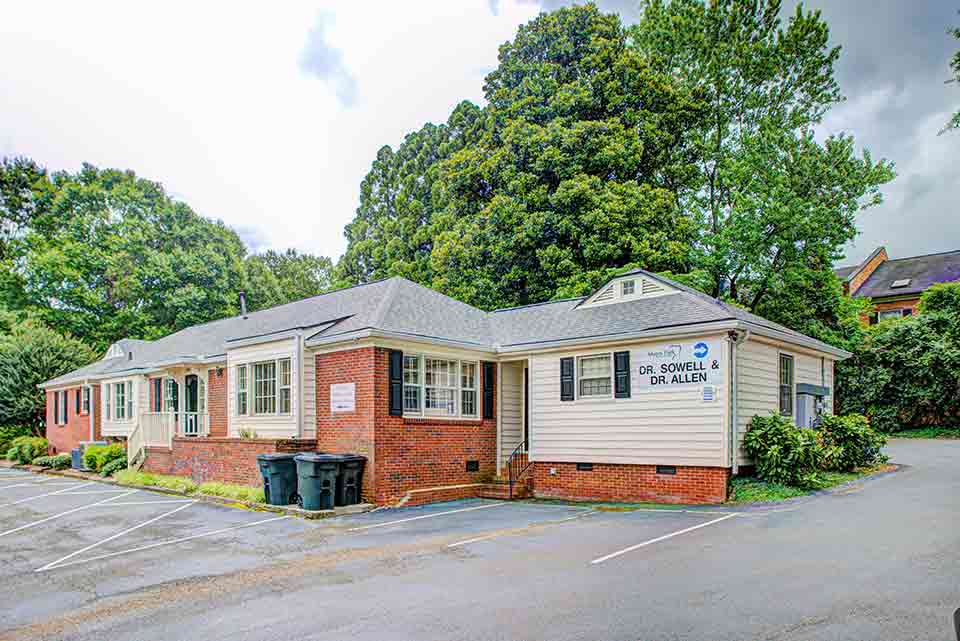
[87,381,94,441]
[296,331,304,439]
[728,329,750,475]
[496,362,502,475]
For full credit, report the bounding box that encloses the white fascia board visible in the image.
[495,321,740,355]
[740,322,852,360]
[39,355,228,389]
[305,328,496,354]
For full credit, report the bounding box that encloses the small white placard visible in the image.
[331,383,356,413]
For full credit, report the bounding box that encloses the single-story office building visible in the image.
[41,270,849,505]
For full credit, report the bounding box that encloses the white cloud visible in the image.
[299,12,358,106]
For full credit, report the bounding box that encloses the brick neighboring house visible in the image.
[41,271,849,505]
[835,247,960,323]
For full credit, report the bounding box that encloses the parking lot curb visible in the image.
[5,463,374,520]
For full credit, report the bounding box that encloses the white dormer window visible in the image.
[891,278,911,288]
[621,280,635,296]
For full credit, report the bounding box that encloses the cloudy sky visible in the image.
[0,1,956,266]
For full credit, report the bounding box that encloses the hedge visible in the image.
[31,454,71,470]
[83,443,125,472]
[6,436,49,464]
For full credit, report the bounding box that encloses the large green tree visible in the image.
[631,0,894,319]
[245,249,334,311]
[427,5,702,309]
[0,320,95,430]
[338,101,484,286]
[9,163,249,350]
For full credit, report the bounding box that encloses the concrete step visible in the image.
[477,482,530,500]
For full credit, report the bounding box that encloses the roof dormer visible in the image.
[578,272,676,309]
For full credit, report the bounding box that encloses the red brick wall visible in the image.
[46,387,94,455]
[207,368,228,437]
[155,437,317,486]
[315,347,378,500]
[532,462,729,504]
[314,346,498,505]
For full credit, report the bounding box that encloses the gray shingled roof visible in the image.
[852,250,960,299]
[833,265,857,280]
[44,271,844,387]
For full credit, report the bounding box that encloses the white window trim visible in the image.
[621,279,636,296]
[81,386,91,415]
[58,390,68,425]
[575,352,614,400]
[242,357,293,417]
[778,352,795,418]
[110,380,134,422]
[878,308,905,321]
[402,354,480,420]
[236,364,249,416]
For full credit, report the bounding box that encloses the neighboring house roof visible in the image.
[834,246,888,283]
[852,250,960,299]
[43,271,849,388]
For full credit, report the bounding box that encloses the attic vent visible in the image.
[641,278,665,295]
[702,385,716,402]
[595,285,615,302]
[891,278,911,288]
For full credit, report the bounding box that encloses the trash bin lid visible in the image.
[256,453,299,462]
[294,452,342,463]
[339,453,367,463]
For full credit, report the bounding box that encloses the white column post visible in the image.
[495,361,502,475]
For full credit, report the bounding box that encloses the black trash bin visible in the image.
[294,453,341,511]
[256,453,299,506]
[336,454,366,506]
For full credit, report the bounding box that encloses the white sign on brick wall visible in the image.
[331,383,356,413]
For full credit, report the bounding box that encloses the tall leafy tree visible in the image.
[631,0,894,317]
[428,4,702,309]
[338,101,484,286]
[245,249,334,310]
[0,320,95,430]
[14,163,249,350]
[944,20,960,133]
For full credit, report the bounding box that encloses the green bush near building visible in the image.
[31,453,71,469]
[83,443,124,472]
[6,436,49,464]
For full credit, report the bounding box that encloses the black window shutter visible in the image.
[388,350,403,416]
[560,357,574,401]
[614,350,631,398]
[53,392,59,424]
[75,389,81,413]
[482,362,495,419]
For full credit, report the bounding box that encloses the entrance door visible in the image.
[184,375,199,435]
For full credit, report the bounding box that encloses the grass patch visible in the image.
[113,470,265,503]
[890,426,960,439]
[114,470,198,494]
[198,482,265,504]
[728,464,892,504]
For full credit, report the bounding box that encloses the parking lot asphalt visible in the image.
[0,438,958,641]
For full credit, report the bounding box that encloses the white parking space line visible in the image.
[52,489,132,496]
[446,509,595,548]
[0,482,95,507]
[36,501,197,571]
[0,490,137,538]
[347,502,507,532]
[0,478,62,487]
[37,515,291,572]
[590,513,740,565]
[103,499,195,507]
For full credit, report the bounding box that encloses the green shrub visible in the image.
[198,482,265,503]
[0,426,33,456]
[743,414,824,488]
[8,436,48,464]
[114,470,198,494]
[99,456,128,477]
[31,453,71,469]
[819,414,887,471]
[83,443,124,471]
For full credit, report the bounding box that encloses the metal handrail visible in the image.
[507,439,532,499]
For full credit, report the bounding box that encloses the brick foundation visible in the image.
[143,437,317,486]
[532,462,729,504]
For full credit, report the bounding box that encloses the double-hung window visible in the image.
[779,354,794,417]
[236,365,248,415]
[114,382,127,420]
[240,358,292,416]
[57,390,68,424]
[403,355,479,418]
[82,387,91,415]
[578,354,612,398]
[164,378,179,413]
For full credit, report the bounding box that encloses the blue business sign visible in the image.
[693,342,709,359]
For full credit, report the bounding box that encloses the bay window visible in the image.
[402,354,479,418]
[578,354,612,398]
[237,357,292,416]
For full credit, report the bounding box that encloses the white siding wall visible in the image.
[735,337,837,464]
[301,344,316,439]
[528,336,729,467]
[500,361,524,464]
[227,338,299,439]
[100,374,144,437]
